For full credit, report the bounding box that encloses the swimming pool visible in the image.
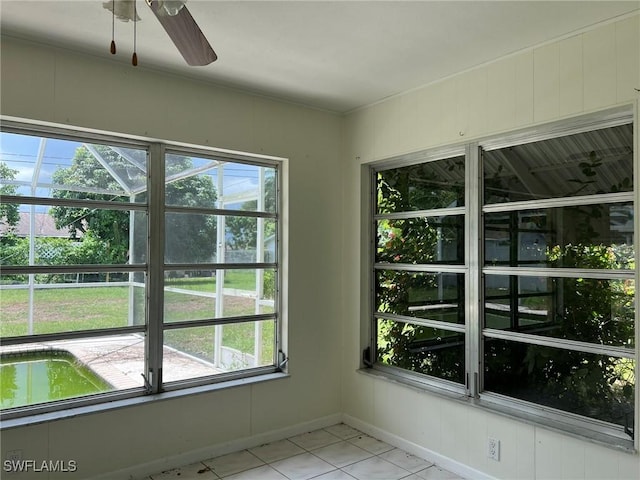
[0,350,112,409]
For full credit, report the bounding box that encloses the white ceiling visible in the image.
[1,1,639,113]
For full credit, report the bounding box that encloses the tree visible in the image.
[50,145,217,265]
[484,155,635,429]
[375,159,466,383]
[49,146,135,264]
[163,156,217,264]
[0,162,20,234]
[0,162,22,274]
[226,174,276,251]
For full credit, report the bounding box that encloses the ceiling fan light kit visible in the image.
[102,0,140,22]
[153,1,187,17]
[103,0,217,67]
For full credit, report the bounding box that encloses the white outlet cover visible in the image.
[487,437,500,461]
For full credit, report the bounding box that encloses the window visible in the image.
[161,151,279,385]
[373,152,466,387]
[368,109,636,443]
[0,122,283,417]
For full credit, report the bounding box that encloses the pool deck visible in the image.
[0,334,222,390]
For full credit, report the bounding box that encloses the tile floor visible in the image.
[147,423,464,480]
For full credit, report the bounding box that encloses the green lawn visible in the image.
[0,286,137,336]
[0,274,275,366]
[164,321,275,366]
[165,270,264,292]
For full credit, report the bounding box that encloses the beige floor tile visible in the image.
[202,450,264,478]
[288,429,342,450]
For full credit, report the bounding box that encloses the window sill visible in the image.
[476,393,636,454]
[0,372,289,430]
[357,367,636,454]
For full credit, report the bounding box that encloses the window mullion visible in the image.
[368,166,378,366]
[483,328,635,359]
[466,143,482,397]
[483,191,633,213]
[373,312,466,333]
[146,143,165,394]
[374,206,466,221]
[634,103,639,451]
[373,263,466,273]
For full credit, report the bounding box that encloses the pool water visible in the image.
[0,351,111,409]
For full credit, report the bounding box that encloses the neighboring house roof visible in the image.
[0,212,75,238]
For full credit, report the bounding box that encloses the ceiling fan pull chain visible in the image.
[132,0,138,66]
[110,0,116,54]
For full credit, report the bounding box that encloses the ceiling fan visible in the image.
[103,0,217,66]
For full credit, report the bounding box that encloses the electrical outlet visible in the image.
[6,449,22,462]
[487,437,500,461]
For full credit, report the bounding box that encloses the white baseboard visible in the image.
[342,414,496,480]
[90,412,494,480]
[89,413,342,480]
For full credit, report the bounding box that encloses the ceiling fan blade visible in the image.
[147,1,217,66]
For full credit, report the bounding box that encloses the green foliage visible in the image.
[263,270,275,299]
[377,217,461,264]
[521,241,634,424]
[0,234,130,283]
[377,160,464,213]
[375,164,465,382]
[565,151,602,196]
[486,277,635,426]
[226,174,276,251]
[49,145,137,265]
[50,146,218,264]
[483,150,636,428]
[50,146,131,237]
[377,319,464,382]
[0,235,29,267]
[0,162,20,232]
[378,151,636,426]
[164,158,218,262]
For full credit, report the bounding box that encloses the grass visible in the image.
[164,321,275,367]
[0,274,276,367]
[165,270,261,292]
[0,287,133,336]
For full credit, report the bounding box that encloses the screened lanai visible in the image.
[0,127,280,411]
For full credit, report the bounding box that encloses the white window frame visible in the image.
[0,119,286,421]
[364,105,638,450]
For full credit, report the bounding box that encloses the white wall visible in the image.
[0,37,344,479]
[342,14,640,480]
